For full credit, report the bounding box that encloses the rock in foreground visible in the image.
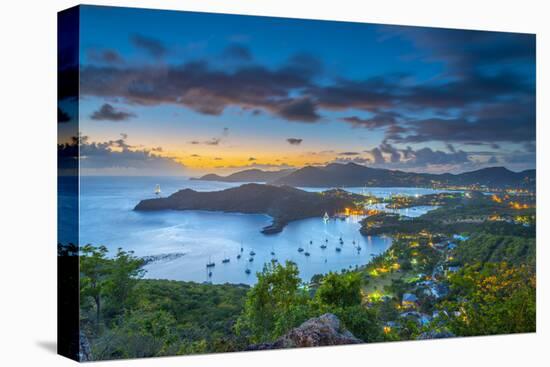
[247,313,361,350]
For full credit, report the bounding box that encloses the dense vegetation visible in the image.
[79,245,249,359]
[80,191,536,360]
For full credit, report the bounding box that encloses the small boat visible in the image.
[208,271,212,277]
[206,257,215,268]
[339,239,344,245]
[222,258,230,263]
[323,212,330,222]
[320,244,327,249]
[249,257,254,262]
[237,254,241,259]
[155,184,161,198]
[271,258,278,263]
[298,247,304,252]
[310,240,313,245]
[336,247,342,252]
[325,238,329,243]
[304,252,311,257]
[249,251,256,256]
[245,268,251,275]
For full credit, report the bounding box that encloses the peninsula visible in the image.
[134,183,364,234]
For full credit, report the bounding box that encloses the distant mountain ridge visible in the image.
[192,168,295,183]
[194,163,535,189]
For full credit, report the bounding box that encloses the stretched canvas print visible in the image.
[58,5,536,362]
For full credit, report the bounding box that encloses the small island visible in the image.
[134,183,365,234]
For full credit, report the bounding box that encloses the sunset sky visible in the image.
[58,5,536,176]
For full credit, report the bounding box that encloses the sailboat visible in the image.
[323,212,330,222]
[249,250,256,256]
[222,252,230,263]
[270,245,275,256]
[304,242,311,257]
[245,268,251,275]
[304,244,310,256]
[237,254,242,259]
[155,184,161,198]
[206,257,215,268]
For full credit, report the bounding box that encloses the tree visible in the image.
[438,262,535,336]
[80,245,109,330]
[103,248,145,319]
[314,272,362,308]
[235,261,310,343]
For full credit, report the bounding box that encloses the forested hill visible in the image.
[134,183,363,234]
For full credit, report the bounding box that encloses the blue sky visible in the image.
[58,5,536,175]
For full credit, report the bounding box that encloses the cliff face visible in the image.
[247,313,361,350]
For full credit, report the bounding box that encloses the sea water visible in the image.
[77,176,446,284]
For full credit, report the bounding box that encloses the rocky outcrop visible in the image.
[247,313,361,350]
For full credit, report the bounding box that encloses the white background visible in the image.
[0,0,548,365]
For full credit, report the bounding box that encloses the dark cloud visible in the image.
[332,156,372,165]
[394,27,535,77]
[363,142,471,169]
[342,111,400,129]
[286,138,303,145]
[339,151,360,156]
[79,30,534,150]
[277,98,320,122]
[370,148,385,164]
[80,58,314,120]
[87,48,124,64]
[248,157,257,161]
[130,34,167,58]
[58,107,71,123]
[392,106,535,144]
[188,138,221,146]
[283,53,323,79]
[407,147,470,166]
[90,103,136,121]
[77,134,184,174]
[379,141,401,163]
[310,77,397,111]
